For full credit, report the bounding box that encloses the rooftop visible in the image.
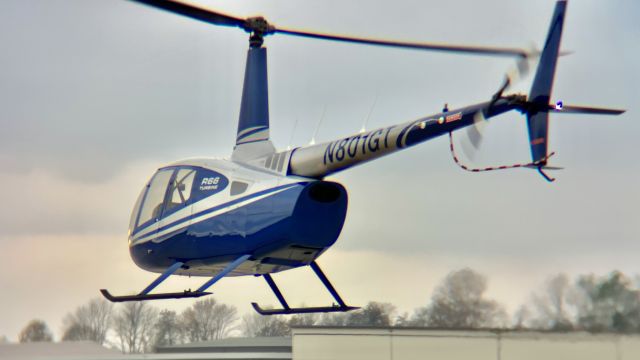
[0,341,122,359]
[157,337,291,354]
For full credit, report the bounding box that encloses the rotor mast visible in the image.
[244,17,274,48]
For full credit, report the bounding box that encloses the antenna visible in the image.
[360,91,379,133]
[310,105,327,145]
[287,116,300,150]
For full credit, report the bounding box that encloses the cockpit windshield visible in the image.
[130,166,229,234]
[137,169,173,227]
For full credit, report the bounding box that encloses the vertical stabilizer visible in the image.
[232,47,275,161]
[527,0,567,164]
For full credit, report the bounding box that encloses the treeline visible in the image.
[10,269,640,353]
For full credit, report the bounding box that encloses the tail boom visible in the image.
[288,98,521,178]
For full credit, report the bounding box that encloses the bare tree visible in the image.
[399,307,429,327]
[512,305,531,329]
[315,302,396,327]
[423,268,507,328]
[345,302,396,327]
[287,312,319,328]
[181,298,238,342]
[18,320,53,343]
[61,298,113,344]
[572,272,640,333]
[152,310,184,349]
[241,313,289,337]
[529,273,574,330]
[317,312,349,326]
[394,312,412,327]
[113,302,158,353]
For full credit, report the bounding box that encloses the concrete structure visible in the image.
[291,327,640,360]
[0,338,291,360]
[4,330,640,359]
[0,341,123,359]
[156,337,291,359]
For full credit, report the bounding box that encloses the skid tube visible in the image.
[252,260,359,315]
[101,255,250,302]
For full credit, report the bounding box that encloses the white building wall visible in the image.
[292,328,640,360]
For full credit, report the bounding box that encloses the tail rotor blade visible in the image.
[504,45,540,92]
[461,110,488,160]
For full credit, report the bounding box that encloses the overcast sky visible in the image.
[0,0,638,341]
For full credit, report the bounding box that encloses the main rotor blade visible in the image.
[275,28,529,58]
[129,0,246,28]
[129,0,529,59]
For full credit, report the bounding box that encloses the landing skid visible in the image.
[252,261,359,315]
[100,255,250,303]
[100,289,209,302]
[252,303,358,315]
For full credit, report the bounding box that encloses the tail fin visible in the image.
[526,0,567,165]
[236,47,270,145]
[232,47,276,162]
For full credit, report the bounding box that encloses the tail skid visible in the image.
[449,131,559,182]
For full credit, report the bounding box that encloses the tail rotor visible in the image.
[460,51,537,159]
[454,0,624,182]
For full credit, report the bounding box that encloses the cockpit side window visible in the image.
[230,181,249,196]
[137,169,173,227]
[164,168,196,216]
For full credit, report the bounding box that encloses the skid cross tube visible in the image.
[101,254,250,302]
[140,261,184,295]
[252,260,358,315]
[310,260,348,308]
[263,274,291,310]
[197,254,251,292]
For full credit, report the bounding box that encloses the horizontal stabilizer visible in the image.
[549,104,626,115]
[525,164,564,170]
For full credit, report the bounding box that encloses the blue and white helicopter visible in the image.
[101,0,624,315]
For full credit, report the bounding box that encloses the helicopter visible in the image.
[101,0,624,315]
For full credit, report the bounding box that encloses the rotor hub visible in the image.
[244,16,275,48]
[244,17,274,34]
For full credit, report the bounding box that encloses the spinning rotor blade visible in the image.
[129,0,530,59]
[274,29,529,58]
[461,110,488,160]
[503,45,539,92]
[131,0,246,28]
[461,52,537,159]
